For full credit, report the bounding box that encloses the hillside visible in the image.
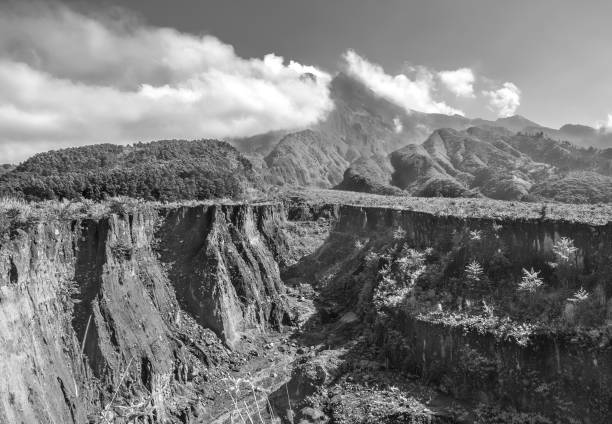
[530,171,612,203]
[0,140,262,201]
[0,164,14,176]
[523,124,612,148]
[335,154,403,195]
[338,126,612,202]
[263,130,349,187]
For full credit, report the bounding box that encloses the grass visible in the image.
[223,375,281,424]
[0,195,272,228]
[277,187,612,225]
[3,186,612,239]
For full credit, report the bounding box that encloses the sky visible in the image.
[1,0,612,162]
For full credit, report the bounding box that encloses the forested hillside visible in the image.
[0,164,14,176]
[0,140,262,201]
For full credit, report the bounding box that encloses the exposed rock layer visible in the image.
[2,201,612,422]
[0,203,293,422]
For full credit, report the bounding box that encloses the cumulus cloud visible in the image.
[343,50,464,116]
[0,2,333,162]
[596,114,612,133]
[483,82,521,117]
[438,68,475,98]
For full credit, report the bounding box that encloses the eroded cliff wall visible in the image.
[2,200,612,423]
[0,203,293,423]
[320,205,612,422]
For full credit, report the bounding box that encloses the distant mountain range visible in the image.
[3,73,612,204]
[229,73,612,199]
[339,126,612,202]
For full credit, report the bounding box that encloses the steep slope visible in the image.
[335,154,403,195]
[530,171,612,203]
[382,127,541,199]
[0,202,293,422]
[263,130,349,187]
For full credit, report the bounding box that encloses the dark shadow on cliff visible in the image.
[268,218,464,423]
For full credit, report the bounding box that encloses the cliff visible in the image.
[2,196,612,423]
[301,204,612,423]
[0,203,293,423]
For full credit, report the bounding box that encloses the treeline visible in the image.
[0,164,15,176]
[0,140,261,201]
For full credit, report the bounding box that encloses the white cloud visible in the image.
[343,50,464,116]
[483,82,521,117]
[393,117,403,134]
[438,68,475,98]
[596,114,612,133]
[0,2,333,162]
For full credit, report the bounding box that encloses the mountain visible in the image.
[339,126,612,203]
[387,127,542,199]
[472,115,540,133]
[530,171,612,203]
[232,73,538,189]
[4,73,610,205]
[228,72,612,204]
[263,130,349,187]
[0,140,262,201]
[335,154,403,195]
[521,123,612,149]
[229,73,612,194]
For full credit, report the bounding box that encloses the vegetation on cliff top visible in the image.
[281,187,612,225]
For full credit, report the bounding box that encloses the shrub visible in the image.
[567,287,589,303]
[110,241,133,260]
[465,260,484,283]
[518,268,544,293]
[552,237,577,263]
[551,237,578,286]
[392,226,406,241]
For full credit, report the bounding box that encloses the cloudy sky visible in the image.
[1,0,611,162]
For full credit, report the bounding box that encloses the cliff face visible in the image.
[3,200,612,423]
[335,205,612,276]
[156,204,291,347]
[325,205,612,422]
[0,220,94,424]
[0,203,293,422]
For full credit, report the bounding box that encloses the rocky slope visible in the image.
[0,202,293,423]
